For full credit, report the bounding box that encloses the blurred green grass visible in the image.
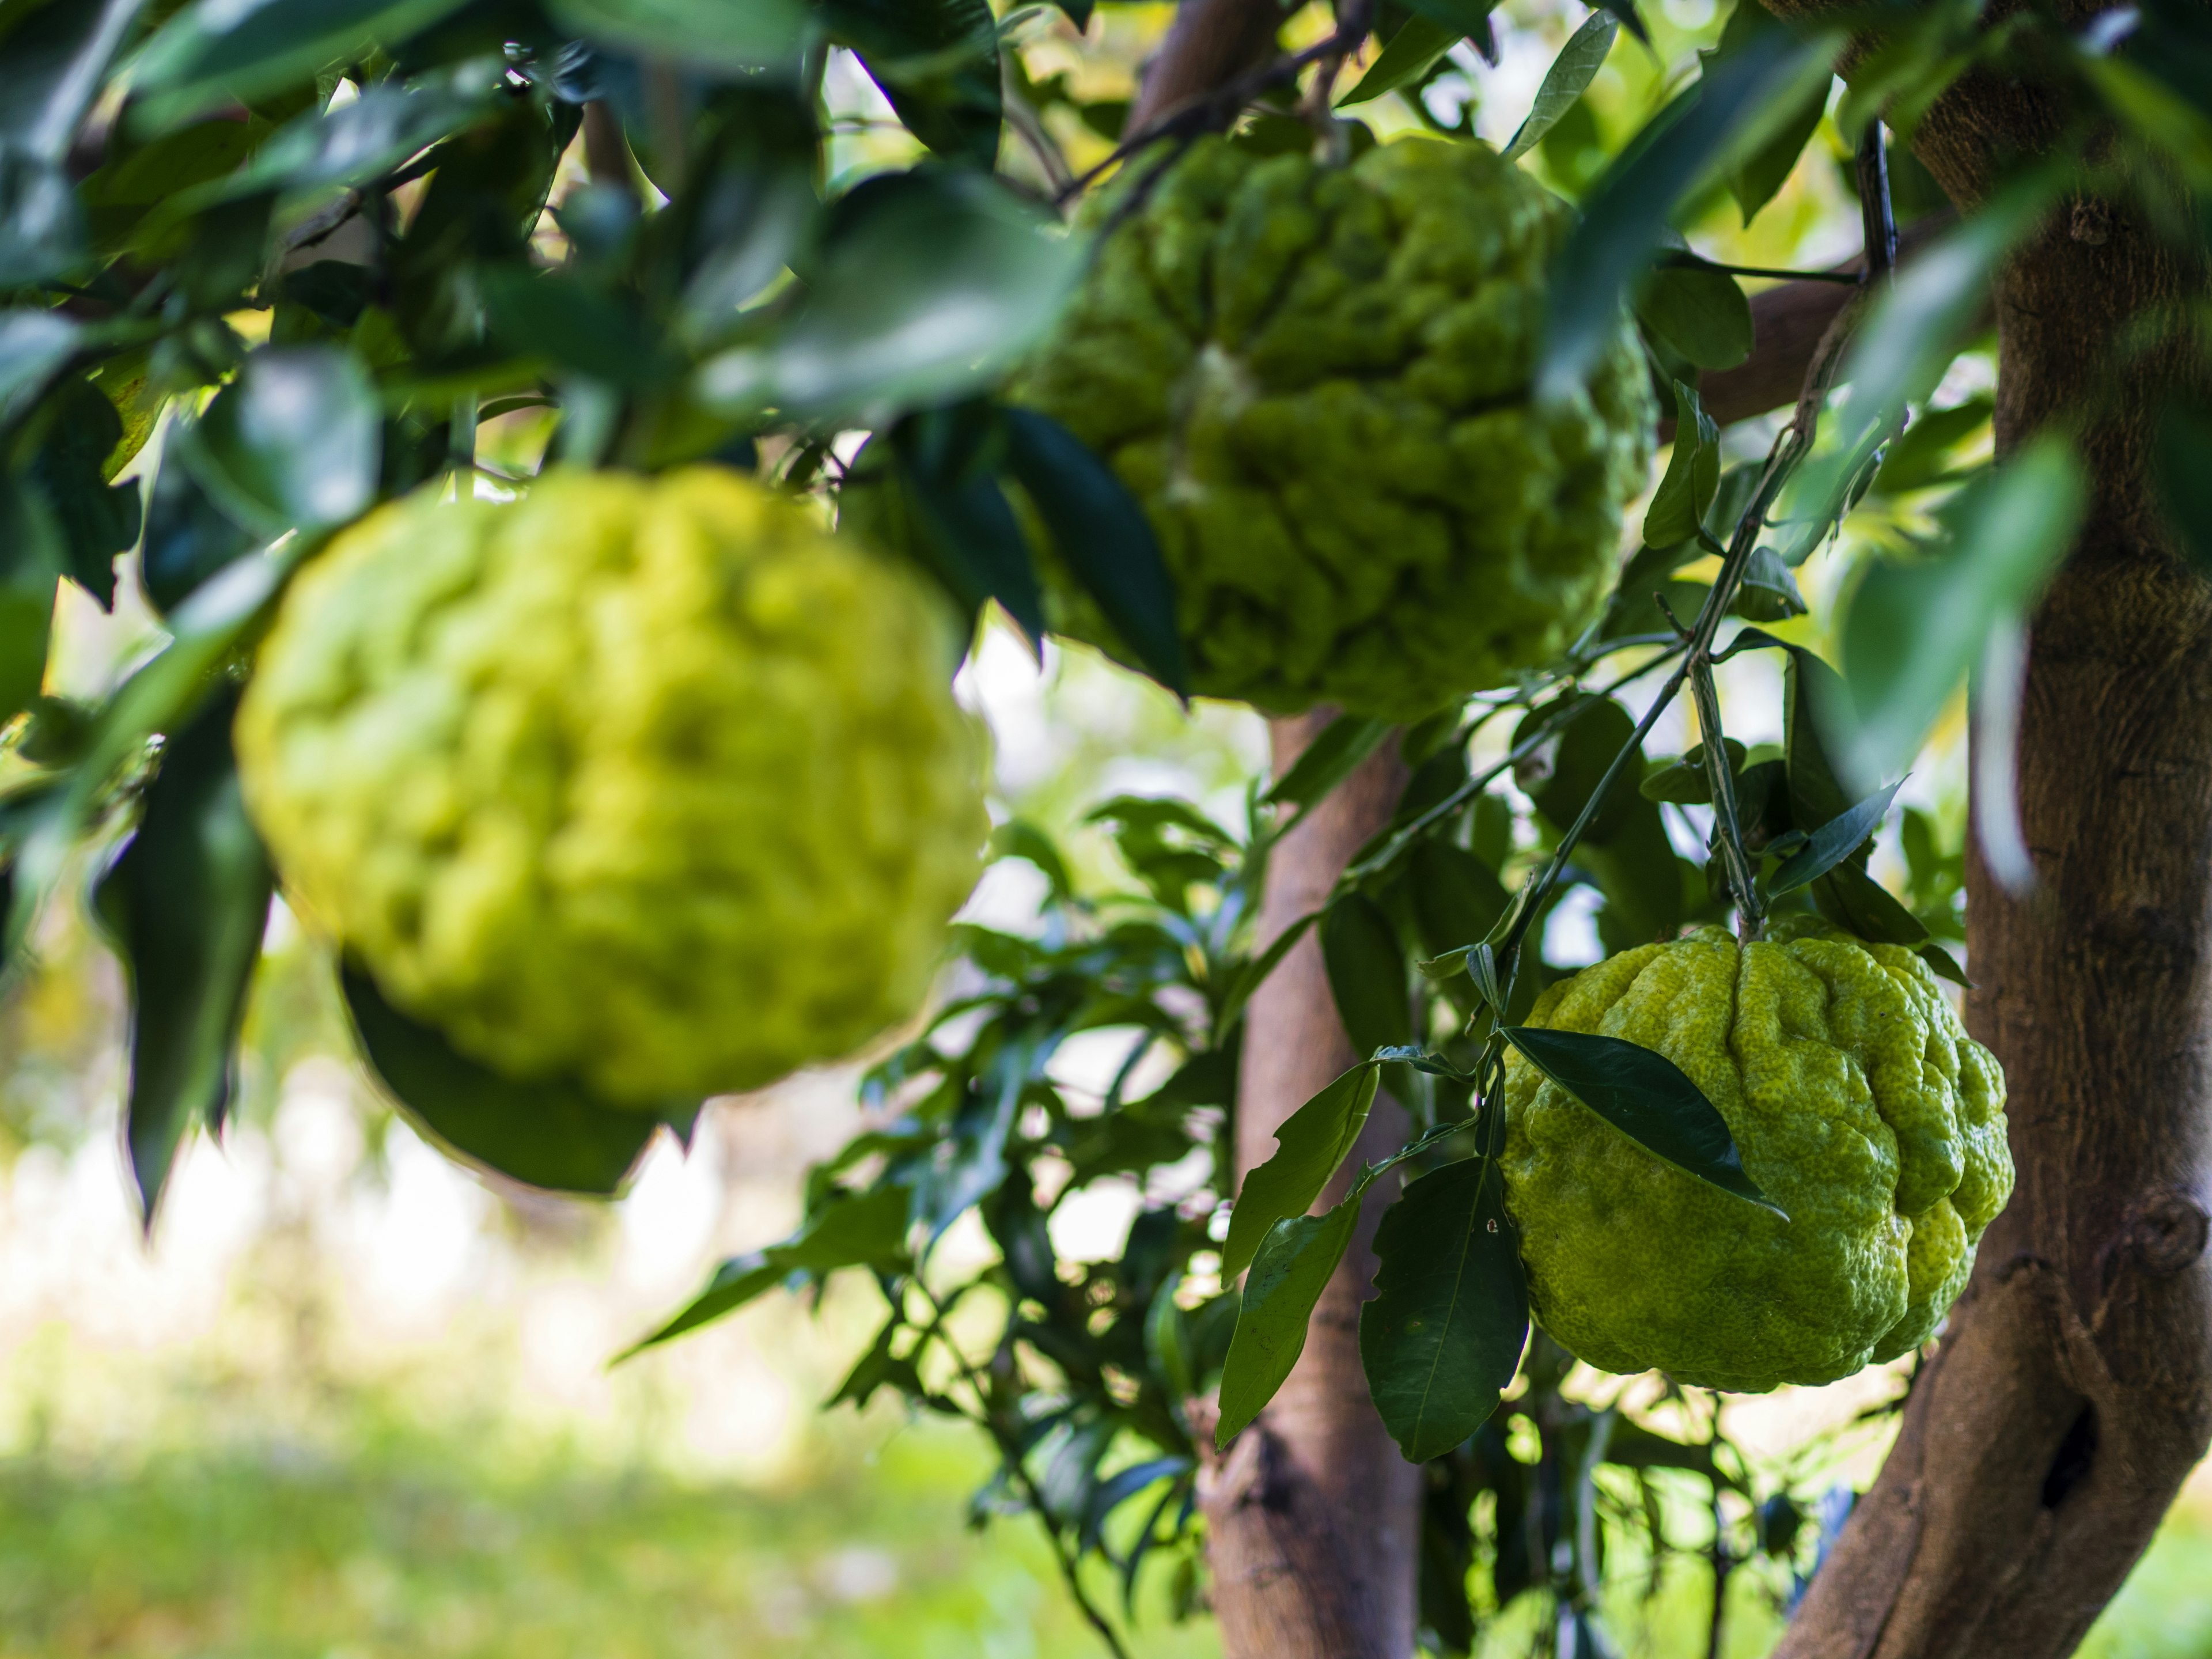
[0,1397,1219,1659]
[0,1381,2200,1659]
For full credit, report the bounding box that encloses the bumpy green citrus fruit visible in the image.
[1009,135,1656,720]
[1501,921,2011,1391]
[236,468,988,1105]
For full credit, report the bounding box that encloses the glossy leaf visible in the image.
[0,309,79,429]
[886,417,1049,648]
[483,270,672,388]
[141,447,259,613]
[343,961,674,1196]
[131,0,477,128]
[1539,23,1835,400]
[1502,12,1618,161]
[1501,1026,1785,1217]
[1000,408,1187,696]
[94,688,272,1222]
[1359,1158,1529,1462]
[1768,779,1903,897]
[1872,395,1993,497]
[188,347,381,538]
[699,169,1079,420]
[1834,437,2085,790]
[827,0,1003,168]
[1321,892,1412,1064]
[1732,544,1806,622]
[1222,1062,1378,1281]
[25,380,141,607]
[1643,381,1719,547]
[1216,1199,1361,1446]
[1635,264,1753,370]
[1339,14,1460,107]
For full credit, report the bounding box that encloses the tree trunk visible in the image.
[1202,713,1422,1659]
[1772,37,2212,1659]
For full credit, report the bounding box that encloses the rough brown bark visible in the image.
[1200,713,1421,1659]
[1770,26,2212,1659]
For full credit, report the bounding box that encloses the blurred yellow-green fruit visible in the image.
[235,467,988,1106]
[1501,921,2012,1391]
[1009,134,1656,721]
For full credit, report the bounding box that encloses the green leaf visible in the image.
[1643,381,1721,548]
[1872,395,1993,497]
[0,309,80,430]
[1221,1062,1379,1281]
[549,0,810,71]
[1810,861,1929,945]
[1339,14,1461,108]
[1401,0,1497,35]
[623,1183,914,1356]
[1639,738,1743,805]
[1500,1026,1785,1217]
[885,414,1048,648]
[1215,1199,1361,1446]
[1408,840,1510,962]
[94,687,272,1223]
[343,960,676,1197]
[1321,892,1412,1063]
[482,270,672,389]
[187,347,381,538]
[1635,264,1753,370]
[1724,56,1829,224]
[25,379,141,607]
[1767,779,1902,897]
[1514,694,1641,844]
[1834,437,2086,790]
[131,0,477,129]
[141,446,259,613]
[1359,1158,1529,1462]
[1919,941,1971,987]
[1502,12,1618,162]
[1537,23,1836,401]
[1265,714,1391,811]
[1782,643,1853,837]
[826,0,1003,168]
[699,168,1078,421]
[0,0,146,161]
[999,408,1187,697]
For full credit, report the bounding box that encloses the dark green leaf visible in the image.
[1639,738,1743,805]
[1222,1062,1378,1281]
[1400,0,1497,34]
[343,960,673,1196]
[1409,840,1510,962]
[141,449,257,613]
[1215,1199,1360,1446]
[1810,861,1929,945]
[1514,695,1640,844]
[0,310,79,430]
[1265,714,1391,811]
[1724,54,1829,224]
[1919,941,1971,987]
[1872,395,1992,497]
[1321,892,1412,1063]
[1579,798,1683,950]
[1359,1158,1529,1462]
[1339,15,1459,108]
[1538,23,1835,400]
[0,0,144,161]
[482,270,672,388]
[1502,12,1618,161]
[1643,381,1720,547]
[1635,264,1752,370]
[94,688,272,1222]
[0,480,60,727]
[827,0,1003,167]
[549,0,809,71]
[701,168,1077,419]
[0,150,82,287]
[1834,437,2084,789]
[1768,780,1902,897]
[1731,544,1805,622]
[1000,407,1186,696]
[888,415,1048,648]
[624,1183,913,1355]
[25,380,140,607]
[131,0,478,128]
[188,347,382,537]
[1782,645,1854,838]
[1500,1025,1785,1217]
